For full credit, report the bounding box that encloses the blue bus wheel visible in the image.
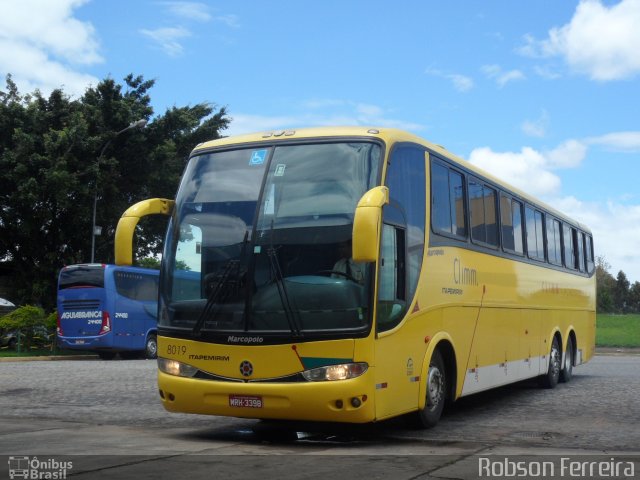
[145,334,158,359]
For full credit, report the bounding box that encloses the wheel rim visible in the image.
[427,365,444,412]
[565,344,572,372]
[147,338,157,357]
[550,342,560,378]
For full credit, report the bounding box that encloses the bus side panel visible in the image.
[111,268,159,351]
[373,311,430,420]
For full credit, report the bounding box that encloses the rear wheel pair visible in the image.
[540,336,573,388]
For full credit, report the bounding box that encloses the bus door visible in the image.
[113,269,158,350]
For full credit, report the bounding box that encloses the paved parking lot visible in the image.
[0,354,638,478]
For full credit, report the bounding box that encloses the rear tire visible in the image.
[415,350,447,428]
[560,338,574,383]
[145,333,158,359]
[539,336,561,389]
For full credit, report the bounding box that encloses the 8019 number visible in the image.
[166,344,187,356]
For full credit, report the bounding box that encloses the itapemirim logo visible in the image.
[7,456,73,479]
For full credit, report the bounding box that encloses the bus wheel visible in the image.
[416,350,447,428]
[98,351,116,360]
[145,334,158,359]
[560,338,573,383]
[539,336,561,389]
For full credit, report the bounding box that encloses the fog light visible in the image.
[351,397,362,408]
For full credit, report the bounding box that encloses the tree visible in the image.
[596,256,616,313]
[0,74,229,309]
[613,270,630,313]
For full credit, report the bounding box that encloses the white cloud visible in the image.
[546,139,588,169]
[140,26,191,57]
[227,100,426,136]
[0,0,101,96]
[468,146,561,196]
[467,140,587,197]
[481,64,526,87]
[519,0,640,81]
[586,131,640,152]
[163,2,212,22]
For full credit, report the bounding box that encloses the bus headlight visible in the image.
[302,362,368,382]
[158,358,198,378]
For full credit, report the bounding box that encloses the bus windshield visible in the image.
[58,264,105,289]
[160,141,382,340]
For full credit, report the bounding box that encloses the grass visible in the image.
[596,314,640,348]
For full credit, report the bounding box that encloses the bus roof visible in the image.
[192,126,591,234]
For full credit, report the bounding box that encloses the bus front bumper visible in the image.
[57,335,112,350]
[157,369,376,424]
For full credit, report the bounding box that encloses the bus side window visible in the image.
[432,162,467,239]
[577,231,586,272]
[585,234,595,273]
[562,223,575,269]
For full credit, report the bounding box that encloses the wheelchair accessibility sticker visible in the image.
[249,149,268,165]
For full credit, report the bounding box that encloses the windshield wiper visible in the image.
[192,231,249,335]
[266,220,303,337]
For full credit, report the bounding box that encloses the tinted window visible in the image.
[58,265,105,289]
[431,162,466,238]
[501,195,524,254]
[577,231,586,272]
[469,180,498,246]
[546,217,562,266]
[115,271,159,301]
[526,207,545,260]
[585,234,595,273]
[563,224,576,269]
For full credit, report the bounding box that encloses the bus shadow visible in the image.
[175,375,592,448]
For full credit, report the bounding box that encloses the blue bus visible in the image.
[57,264,159,359]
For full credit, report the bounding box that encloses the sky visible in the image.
[1,0,639,282]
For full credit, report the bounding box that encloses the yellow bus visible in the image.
[115,127,595,427]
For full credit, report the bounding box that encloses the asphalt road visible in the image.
[0,354,639,479]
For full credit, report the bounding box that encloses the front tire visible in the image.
[415,350,447,428]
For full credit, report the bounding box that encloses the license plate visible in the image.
[74,340,85,345]
[229,395,263,408]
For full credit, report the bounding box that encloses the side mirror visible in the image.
[352,186,389,262]
[114,198,175,266]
